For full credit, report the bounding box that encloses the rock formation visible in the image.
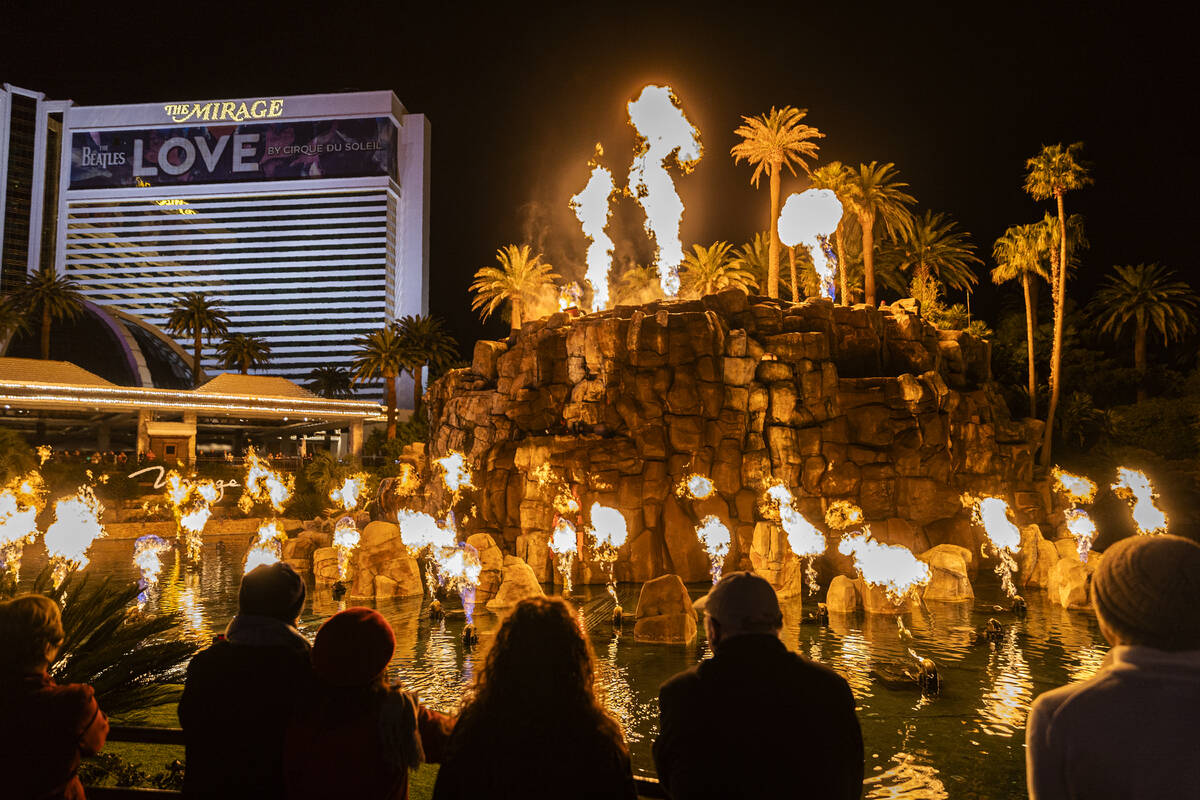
[633,574,698,643]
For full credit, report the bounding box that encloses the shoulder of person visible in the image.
[1030,669,1120,727]
[658,665,702,701]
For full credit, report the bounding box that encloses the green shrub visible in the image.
[0,428,37,483]
[1107,397,1200,460]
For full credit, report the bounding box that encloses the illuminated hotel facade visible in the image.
[55,90,429,403]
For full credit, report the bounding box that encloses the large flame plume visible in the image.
[330,473,371,512]
[44,486,107,586]
[239,448,294,515]
[165,471,219,561]
[0,473,45,582]
[838,533,931,604]
[244,519,287,573]
[1063,509,1098,563]
[333,516,361,580]
[695,515,731,584]
[588,502,628,604]
[963,494,1022,598]
[626,85,702,297]
[549,517,578,592]
[570,151,617,310]
[435,451,474,498]
[133,534,171,603]
[1051,467,1097,504]
[434,542,483,624]
[1111,467,1168,535]
[777,189,844,301]
[676,474,715,500]
[397,509,456,596]
[764,483,825,593]
[824,500,864,531]
[1052,467,1099,561]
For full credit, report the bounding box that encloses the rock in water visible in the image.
[918,545,974,602]
[633,574,697,644]
[826,575,861,614]
[485,556,545,611]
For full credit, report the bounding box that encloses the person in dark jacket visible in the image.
[285,607,454,800]
[178,561,310,800]
[653,571,863,800]
[0,593,108,800]
[433,596,636,800]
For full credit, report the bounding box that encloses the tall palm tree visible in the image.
[1024,142,1092,466]
[306,365,355,399]
[810,161,855,304]
[214,333,272,375]
[842,162,916,307]
[470,244,559,334]
[1091,264,1197,402]
[165,293,229,387]
[992,222,1050,417]
[880,211,982,295]
[730,107,824,299]
[680,242,758,298]
[352,326,405,439]
[14,266,85,360]
[393,314,459,413]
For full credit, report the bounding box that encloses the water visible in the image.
[18,533,1110,799]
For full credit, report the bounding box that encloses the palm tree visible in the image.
[880,211,982,296]
[810,161,855,304]
[214,333,272,375]
[392,314,459,413]
[352,326,405,439]
[611,263,664,306]
[13,266,85,360]
[680,242,758,298]
[734,232,770,294]
[730,107,824,299]
[992,222,1050,417]
[165,293,229,387]
[842,162,916,307]
[306,365,355,398]
[1091,264,1197,401]
[470,244,559,334]
[1024,142,1092,466]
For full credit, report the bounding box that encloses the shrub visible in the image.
[1107,397,1200,461]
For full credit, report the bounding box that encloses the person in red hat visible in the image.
[284,607,453,800]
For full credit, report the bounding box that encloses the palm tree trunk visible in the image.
[41,306,51,359]
[788,247,799,303]
[835,225,847,305]
[1022,273,1037,418]
[862,212,876,307]
[412,368,423,414]
[385,374,397,440]
[767,167,781,299]
[193,332,203,388]
[511,298,523,334]
[1135,322,1147,403]
[1039,194,1068,468]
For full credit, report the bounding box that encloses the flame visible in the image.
[963,494,1022,598]
[764,483,825,594]
[397,509,456,552]
[435,451,473,496]
[133,534,171,587]
[239,448,294,514]
[1051,467,1098,504]
[333,515,361,580]
[1111,467,1168,535]
[626,85,702,297]
[570,156,617,310]
[330,473,371,511]
[164,471,218,561]
[676,474,715,500]
[549,517,578,592]
[433,542,483,624]
[695,515,731,584]
[838,532,931,604]
[37,445,52,465]
[244,519,287,573]
[588,502,628,603]
[44,486,106,585]
[558,282,584,313]
[824,500,864,531]
[0,475,43,581]
[1063,508,1098,563]
[777,189,844,300]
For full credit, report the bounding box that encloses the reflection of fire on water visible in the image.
[244,519,287,573]
[333,516,361,580]
[1111,467,1168,535]
[695,515,731,584]
[962,494,1022,599]
[588,503,627,605]
[330,473,371,512]
[0,474,44,583]
[239,448,294,514]
[549,517,578,593]
[764,483,825,594]
[837,533,930,604]
[1051,467,1099,561]
[44,486,107,586]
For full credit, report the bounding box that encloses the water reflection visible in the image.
[17,535,1109,796]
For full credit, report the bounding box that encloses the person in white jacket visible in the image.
[1026,533,1200,800]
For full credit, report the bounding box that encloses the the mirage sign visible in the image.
[69,116,397,189]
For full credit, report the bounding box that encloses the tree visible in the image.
[1024,142,1093,466]
[0,295,31,342]
[679,242,758,298]
[214,333,272,375]
[842,162,916,307]
[306,365,355,399]
[992,222,1050,417]
[352,326,405,439]
[1091,264,1197,401]
[734,232,770,293]
[392,314,459,413]
[730,107,823,299]
[611,263,664,306]
[470,244,559,334]
[13,265,85,360]
[809,161,855,304]
[165,293,229,388]
[879,211,982,295]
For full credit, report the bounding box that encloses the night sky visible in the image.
[4,1,1192,356]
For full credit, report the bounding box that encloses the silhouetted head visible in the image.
[312,607,395,688]
[1092,534,1200,650]
[239,561,306,624]
[695,571,783,651]
[0,594,64,674]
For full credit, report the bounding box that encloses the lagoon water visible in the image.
[20,533,1109,799]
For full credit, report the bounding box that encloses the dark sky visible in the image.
[4,1,1193,354]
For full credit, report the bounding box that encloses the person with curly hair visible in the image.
[432,596,635,800]
[0,593,108,800]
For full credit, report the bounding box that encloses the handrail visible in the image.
[94,726,667,799]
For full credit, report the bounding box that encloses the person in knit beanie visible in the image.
[284,608,454,800]
[1027,534,1200,800]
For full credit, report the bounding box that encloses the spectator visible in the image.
[179,562,310,800]
[432,597,635,800]
[0,593,108,800]
[1026,534,1200,799]
[285,608,453,800]
[653,571,863,799]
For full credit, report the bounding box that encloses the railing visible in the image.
[89,726,667,799]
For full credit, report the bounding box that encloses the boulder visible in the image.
[467,532,504,605]
[918,545,974,602]
[1017,524,1059,589]
[663,495,715,583]
[486,555,545,611]
[313,546,340,584]
[855,577,918,615]
[826,575,861,613]
[633,574,697,643]
[1048,557,1090,609]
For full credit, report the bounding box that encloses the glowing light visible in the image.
[239,448,294,515]
[588,502,627,603]
[333,516,361,580]
[676,474,715,500]
[695,515,731,584]
[1051,467,1098,504]
[963,494,1022,598]
[838,533,931,604]
[1063,508,1098,563]
[558,282,584,313]
[764,483,825,594]
[1051,467,1100,561]
[44,486,106,585]
[824,500,864,531]
[435,451,473,496]
[570,155,617,310]
[330,473,371,511]
[626,85,702,297]
[164,471,218,561]
[243,519,287,573]
[397,509,455,552]
[37,445,52,465]
[133,534,171,591]
[549,517,578,592]
[777,189,844,300]
[1111,467,1168,535]
[433,542,483,624]
[0,475,43,581]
